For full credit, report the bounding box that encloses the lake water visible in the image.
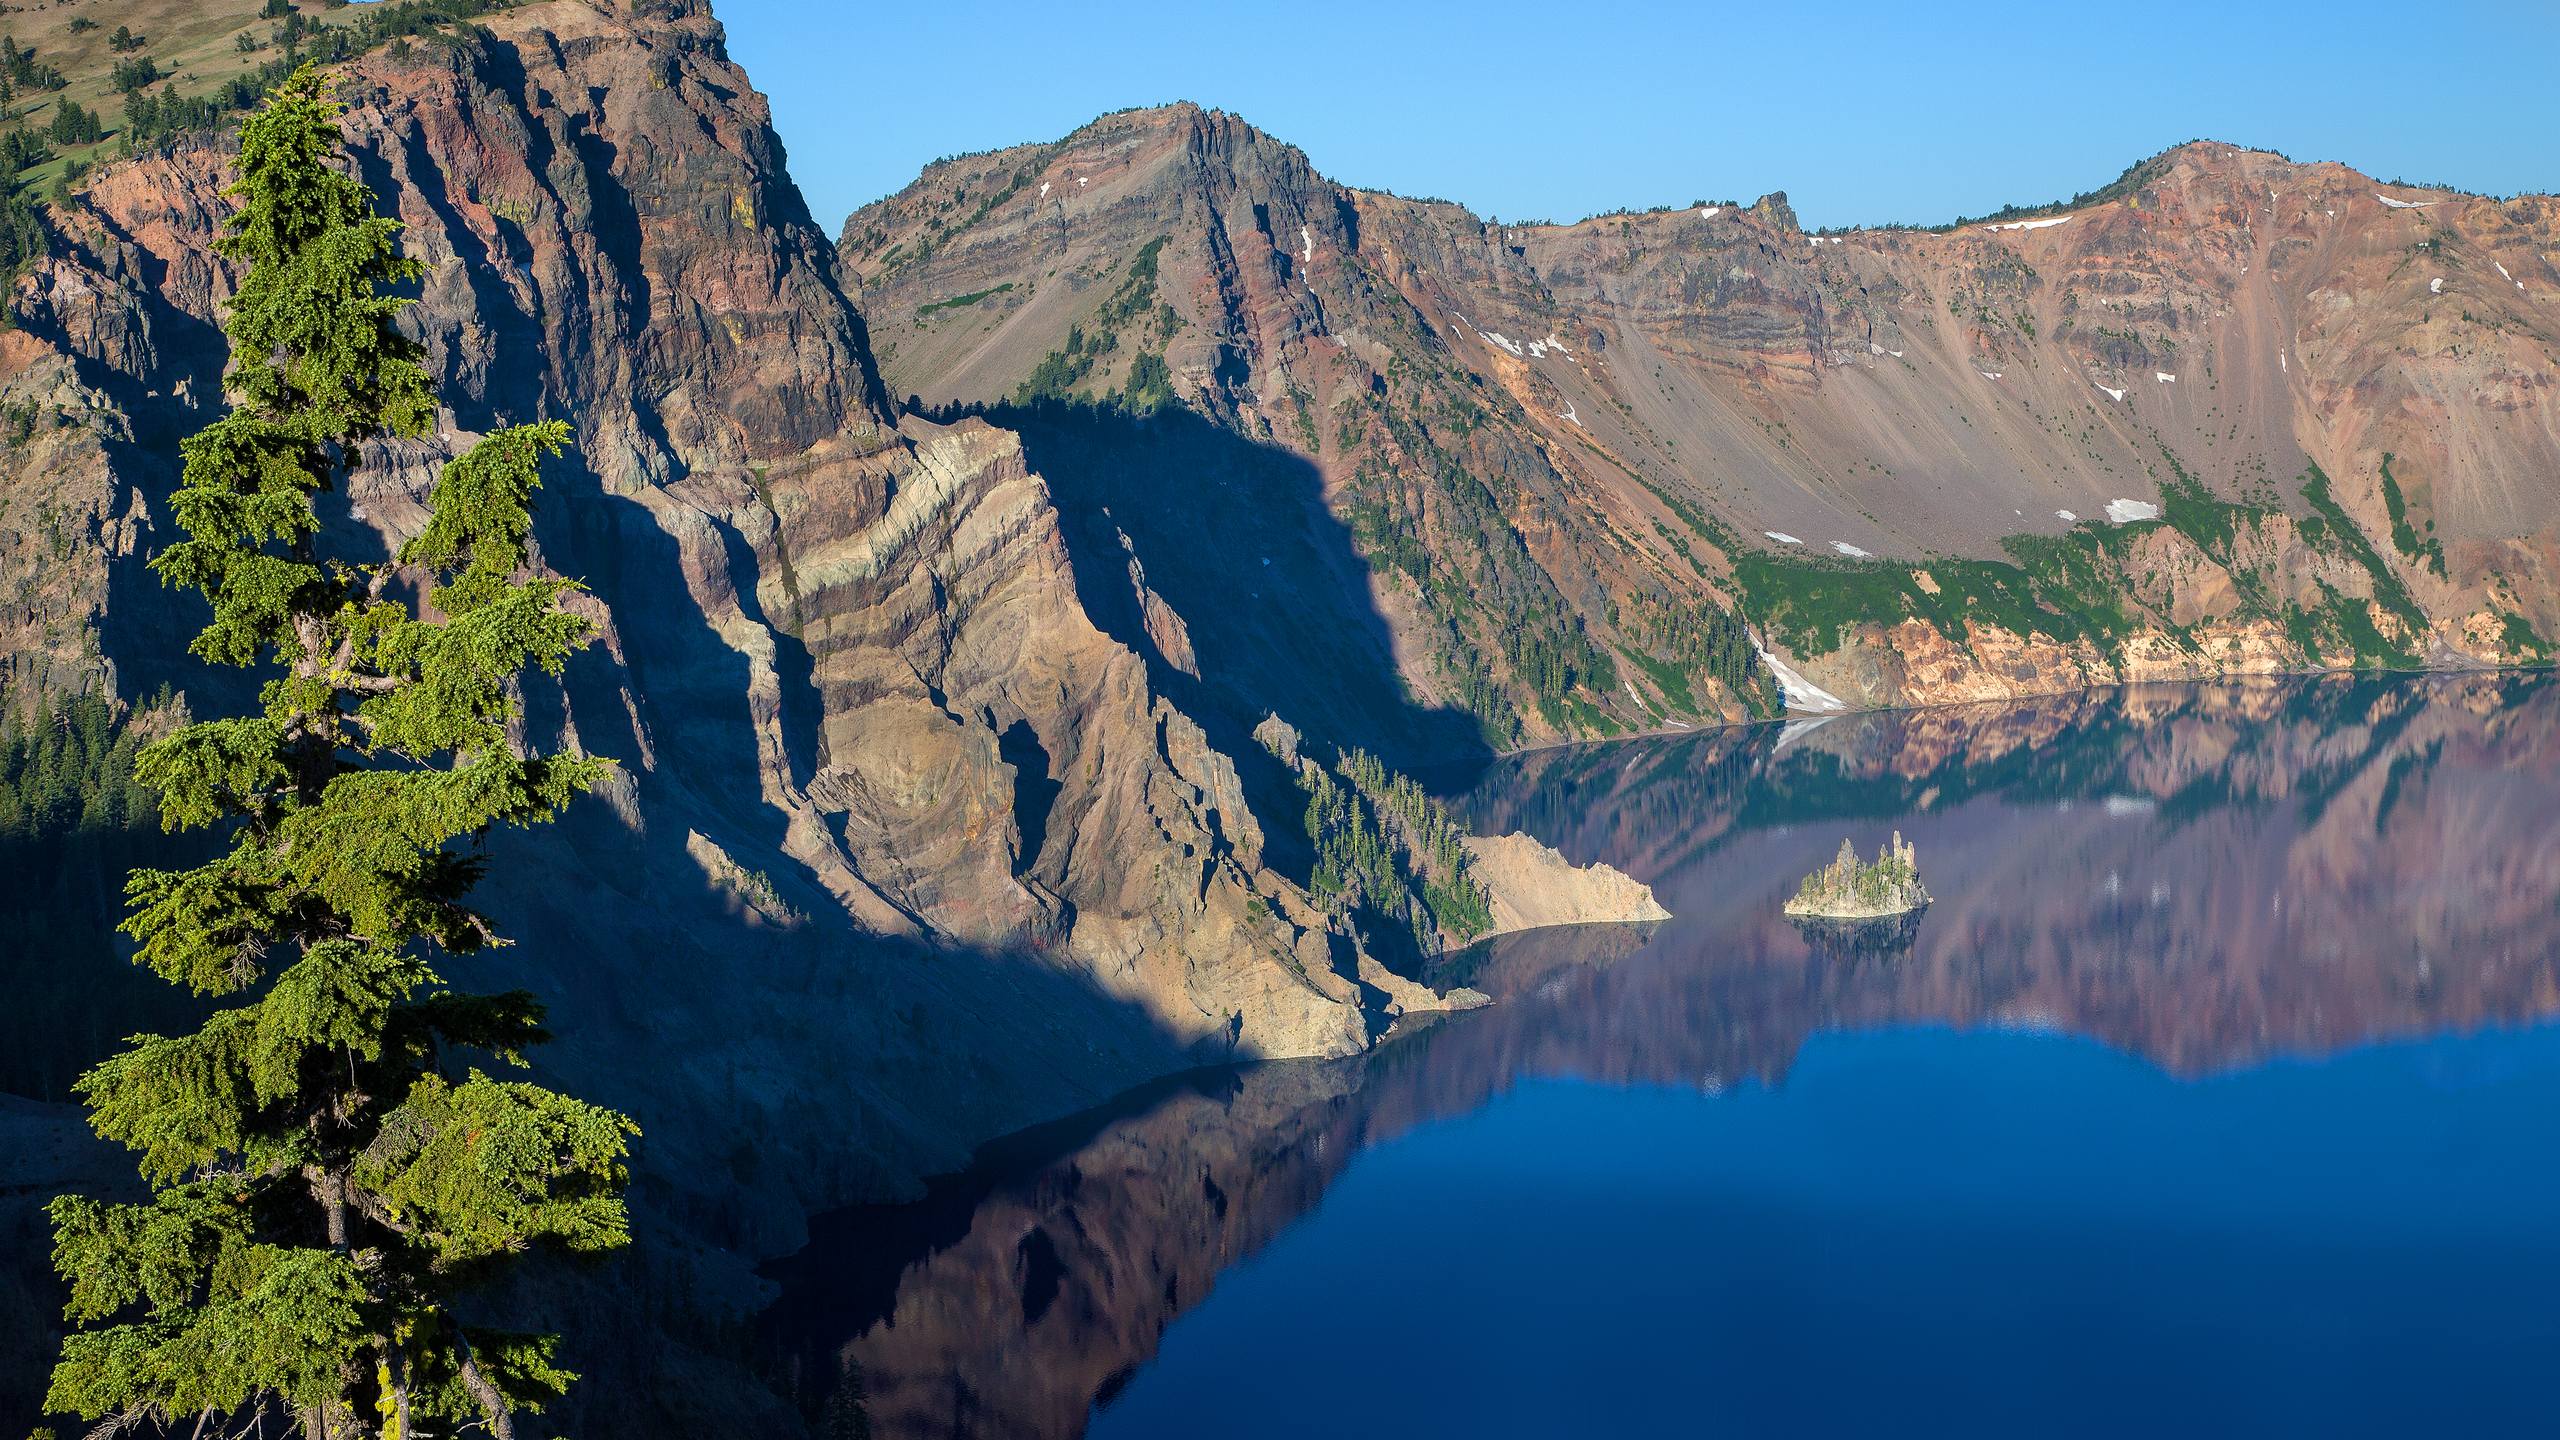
[766,674,2560,1438]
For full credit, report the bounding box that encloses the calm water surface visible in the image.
[768,674,2560,1437]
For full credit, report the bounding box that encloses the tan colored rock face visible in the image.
[1462,831,1670,935]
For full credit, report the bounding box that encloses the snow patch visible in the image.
[1764,530,1803,545]
[1870,341,1886,355]
[2375,193,2432,209]
[1988,215,2073,232]
[1076,176,1089,188]
[2430,277,2445,294]
[2056,509,2078,523]
[2105,498,2162,524]
[2279,351,2288,372]
[2096,383,2127,402]
[1300,225,1314,265]
[1478,331,1525,357]
[1830,541,1873,558]
[1558,402,1581,428]
[1979,370,2003,381]
[1887,348,1904,358]
[2156,371,2177,383]
[1755,644,1848,714]
[1698,205,1722,218]
[1038,181,1051,200]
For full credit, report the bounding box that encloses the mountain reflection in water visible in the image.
[762,673,2560,1439]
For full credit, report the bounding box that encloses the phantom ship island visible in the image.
[1785,834,1932,952]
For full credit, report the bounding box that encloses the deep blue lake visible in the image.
[770,674,2560,1438]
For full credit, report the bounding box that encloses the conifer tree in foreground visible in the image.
[45,66,632,1440]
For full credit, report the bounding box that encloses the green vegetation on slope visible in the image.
[1732,457,2431,673]
[1335,382,1615,744]
[1014,236,1181,407]
[1277,735,1493,957]
[915,281,1013,316]
[2376,453,2448,578]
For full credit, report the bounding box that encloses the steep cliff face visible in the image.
[846,110,2560,731]
[1,0,1489,1336]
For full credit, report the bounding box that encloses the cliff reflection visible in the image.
[763,672,2560,1439]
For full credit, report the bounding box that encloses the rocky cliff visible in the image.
[0,3,1498,1427]
[846,108,2560,736]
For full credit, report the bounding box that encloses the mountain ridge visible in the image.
[844,101,2560,742]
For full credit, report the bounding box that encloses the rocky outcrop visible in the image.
[1462,831,1669,934]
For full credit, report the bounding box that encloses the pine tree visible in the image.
[44,66,631,1440]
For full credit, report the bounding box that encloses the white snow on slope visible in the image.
[2097,384,2127,401]
[2056,509,2078,522]
[1979,370,2003,381]
[2156,371,2177,383]
[1543,333,1572,356]
[2375,193,2432,209]
[1039,181,1051,200]
[1755,644,1847,713]
[1831,541,1873,558]
[1764,531,1802,545]
[2495,260,2524,291]
[1558,403,1581,428]
[2106,498,2162,523]
[1077,176,1089,188]
[2280,351,2288,372]
[1478,331,1525,357]
[1888,349,1904,358]
[2430,277,2445,294]
[1300,226,1314,265]
[1698,205,1722,218]
[1988,216,2073,232]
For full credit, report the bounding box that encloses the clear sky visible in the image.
[716,0,2559,235]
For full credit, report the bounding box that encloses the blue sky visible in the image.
[717,0,2558,234]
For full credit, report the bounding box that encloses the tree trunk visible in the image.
[310,1166,350,1250]
[388,1339,414,1440]
[453,1328,517,1440]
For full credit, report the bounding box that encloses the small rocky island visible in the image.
[1786,833,1931,920]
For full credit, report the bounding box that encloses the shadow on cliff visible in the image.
[924,395,1488,771]
[912,395,1494,916]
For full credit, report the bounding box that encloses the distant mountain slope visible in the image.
[844,106,2560,737]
